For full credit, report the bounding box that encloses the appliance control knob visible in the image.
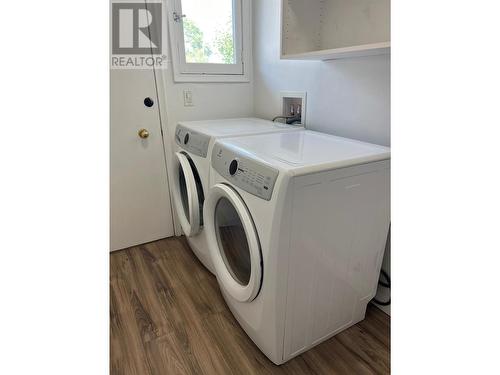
[184,133,190,144]
[229,160,238,176]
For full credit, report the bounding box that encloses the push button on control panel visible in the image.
[229,160,238,175]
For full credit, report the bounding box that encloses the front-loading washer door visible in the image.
[173,151,204,237]
[205,183,262,302]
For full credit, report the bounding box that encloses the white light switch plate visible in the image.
[183,90,194,107]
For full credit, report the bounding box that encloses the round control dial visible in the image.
[184,133,190,144]
[229,159,238,176]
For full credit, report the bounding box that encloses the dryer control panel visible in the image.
[212,143,279,201]
[175,124,210,158]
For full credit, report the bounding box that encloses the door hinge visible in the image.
[173,12,186,22]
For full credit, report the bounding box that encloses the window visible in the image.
[167,0,250,82]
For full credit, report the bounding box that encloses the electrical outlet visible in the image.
[183,90,194,107]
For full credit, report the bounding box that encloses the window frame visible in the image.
[167,0,251,83]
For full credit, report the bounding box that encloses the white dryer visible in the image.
[203,130,390,364]
[171,118,302,274]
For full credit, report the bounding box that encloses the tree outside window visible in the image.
[183,17,234,64]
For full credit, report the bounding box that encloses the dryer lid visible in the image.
[224,130,390,168]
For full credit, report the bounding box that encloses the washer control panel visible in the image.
[175,124,210,158]
[212,143,279,201]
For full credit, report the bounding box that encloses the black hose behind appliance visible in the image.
[372,269,391,306]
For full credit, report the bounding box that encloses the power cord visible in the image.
[272,115,302,124]
[372,269,391,306]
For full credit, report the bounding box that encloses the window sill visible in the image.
[172,71,251,83]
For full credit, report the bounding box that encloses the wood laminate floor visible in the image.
[110,237,390,375]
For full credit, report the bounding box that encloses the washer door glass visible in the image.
[205,183,262,302]
[173,152,204,236]
[215,197,252,285]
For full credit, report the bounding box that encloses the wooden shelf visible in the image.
[281,0,390,61]
[281,42,390,61]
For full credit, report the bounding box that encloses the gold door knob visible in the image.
[138,129,149,139]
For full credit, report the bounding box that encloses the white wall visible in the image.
[253,0,390,147]
[162,73,254,126]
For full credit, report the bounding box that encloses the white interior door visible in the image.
[110,69,174,251]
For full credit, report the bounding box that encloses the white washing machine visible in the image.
[203,130,390,364]
[171,118,302,274]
